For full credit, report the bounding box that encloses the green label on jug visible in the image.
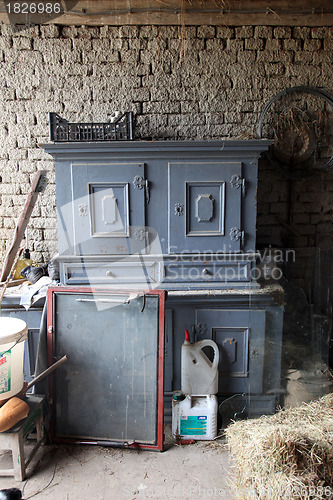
[0,350,11,394]
[180,415,207,436]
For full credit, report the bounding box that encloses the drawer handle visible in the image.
[202,268,210,275]
[106,270,114,277]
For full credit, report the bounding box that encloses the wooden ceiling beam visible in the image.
[0,0,331,26]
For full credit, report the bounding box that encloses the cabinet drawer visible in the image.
[61,258,164,285]
[163,259,251,283]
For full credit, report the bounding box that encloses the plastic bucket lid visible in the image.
[0,317,28,345]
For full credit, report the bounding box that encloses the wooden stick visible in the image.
[0,278,25,288]
[27,355,68,390]
[0,171,46,283]
[0,355,68,407]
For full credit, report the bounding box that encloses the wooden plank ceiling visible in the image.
[0,0,332,26]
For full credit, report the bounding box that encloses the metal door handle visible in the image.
[76,298,130,304]
[76,293,141,304]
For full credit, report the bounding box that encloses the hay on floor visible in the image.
[226,393,333,500]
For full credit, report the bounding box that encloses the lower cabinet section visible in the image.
[1,286,283,428]
[164,289,284,423]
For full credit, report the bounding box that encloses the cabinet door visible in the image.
[168,162,243,253]
[195,309,266,395]
[71,162,146,255]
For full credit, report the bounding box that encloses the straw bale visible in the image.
[226,393,333,499]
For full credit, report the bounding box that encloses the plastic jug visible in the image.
[181,330,219,395]
[172,392,218,441]
[0,317,28,400]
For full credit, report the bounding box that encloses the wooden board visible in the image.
[0,0,331,26]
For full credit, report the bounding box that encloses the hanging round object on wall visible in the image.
[256,86,333,180]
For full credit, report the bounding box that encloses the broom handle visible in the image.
[27,355,68,389]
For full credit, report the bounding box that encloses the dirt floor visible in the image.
[0,425,234,500]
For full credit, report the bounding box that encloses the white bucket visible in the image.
[181,336,219,396]
[172,392,218,441]
[0,317,28,400]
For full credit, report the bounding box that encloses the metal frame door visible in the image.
[47,287,165,451]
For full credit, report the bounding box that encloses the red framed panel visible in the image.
[47,286,165,451]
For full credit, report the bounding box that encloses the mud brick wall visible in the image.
[0,23,332,294]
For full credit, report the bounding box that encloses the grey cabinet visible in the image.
[43,139,284,421]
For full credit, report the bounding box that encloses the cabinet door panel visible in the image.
[169,162,243,253]
[196,309,266,395]
[70,162,146,255]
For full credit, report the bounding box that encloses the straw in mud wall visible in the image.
[226,393,333,500]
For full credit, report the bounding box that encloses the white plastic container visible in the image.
[0,317,28,400]
[172,392,218,441]
[181,330,219,395]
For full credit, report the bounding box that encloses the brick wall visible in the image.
[0,23,332,281]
